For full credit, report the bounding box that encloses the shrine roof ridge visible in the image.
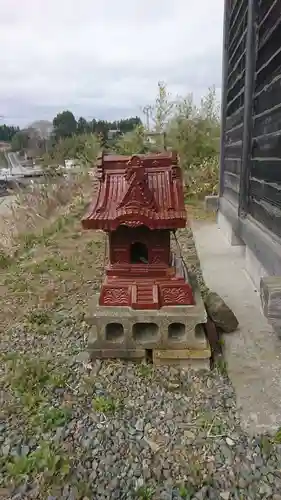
[82,150,187,231]
[96,150,178,169]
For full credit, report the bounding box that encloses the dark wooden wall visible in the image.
[250,0,281,238]
[221,0,281,239]
[222,0,248,204]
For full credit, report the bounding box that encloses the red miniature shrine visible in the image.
[82,151,195,309]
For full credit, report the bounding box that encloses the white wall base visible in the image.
[245,246,268,291]
[217,210,268,291]
[217,210,244,246]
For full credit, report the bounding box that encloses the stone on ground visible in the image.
[204,290,239,333]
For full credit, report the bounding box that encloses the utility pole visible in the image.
[143,106,152,131]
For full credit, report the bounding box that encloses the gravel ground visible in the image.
[1,226,281,499]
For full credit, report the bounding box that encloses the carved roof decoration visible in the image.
[82,151,187,231]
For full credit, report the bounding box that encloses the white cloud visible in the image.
[0,0,224,125]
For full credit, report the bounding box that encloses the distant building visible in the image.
[145,136,156,145]
[65,159,80,170]
[108,129,122,140]
[0,141,10,152]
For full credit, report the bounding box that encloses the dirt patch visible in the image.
[0,184,211,339]
[0,217,106,332]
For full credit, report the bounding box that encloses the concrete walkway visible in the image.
[192,219,281,435]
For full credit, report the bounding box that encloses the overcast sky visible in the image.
[0,0,224,127]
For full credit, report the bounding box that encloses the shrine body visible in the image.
[82,151,195,310]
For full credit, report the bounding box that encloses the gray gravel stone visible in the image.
[259,482,273,497]
[1,227,281,499]
[75,351,90,363]
[220,493,230,500]
[20,445,30,456]
[135,418,144,432]
[1,444,10,457]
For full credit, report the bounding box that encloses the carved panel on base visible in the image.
[160,285,194,306]
[151,255,162,264]
[101,287,130,306]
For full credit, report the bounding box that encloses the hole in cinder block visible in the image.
[145,349,153,363]
[105,323,124,342]
[195,324,206,338]
[133,323,159,343]
[168,322,185,340]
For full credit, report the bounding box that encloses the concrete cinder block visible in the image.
[204,195,219,212]
[85,286,209,360]
[260,276,281,321]
[90,349,146,362]
[153,348,210,370]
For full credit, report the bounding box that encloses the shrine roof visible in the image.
[82,151,187,231]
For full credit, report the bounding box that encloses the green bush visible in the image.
[111,82,220,198]
[42,133,101,169]
[113,125,149,155]
[42,82,220,199]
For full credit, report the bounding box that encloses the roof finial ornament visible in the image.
[125,154,146,183]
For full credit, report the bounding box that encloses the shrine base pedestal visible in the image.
[85,285,211,369]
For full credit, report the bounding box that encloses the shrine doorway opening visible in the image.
[130,241,148,264]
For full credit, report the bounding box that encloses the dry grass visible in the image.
[185,198,217,223]
[0,170,105,333]
[0,168,216,334]
[0,171,93,249]
[184,158,219,201]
